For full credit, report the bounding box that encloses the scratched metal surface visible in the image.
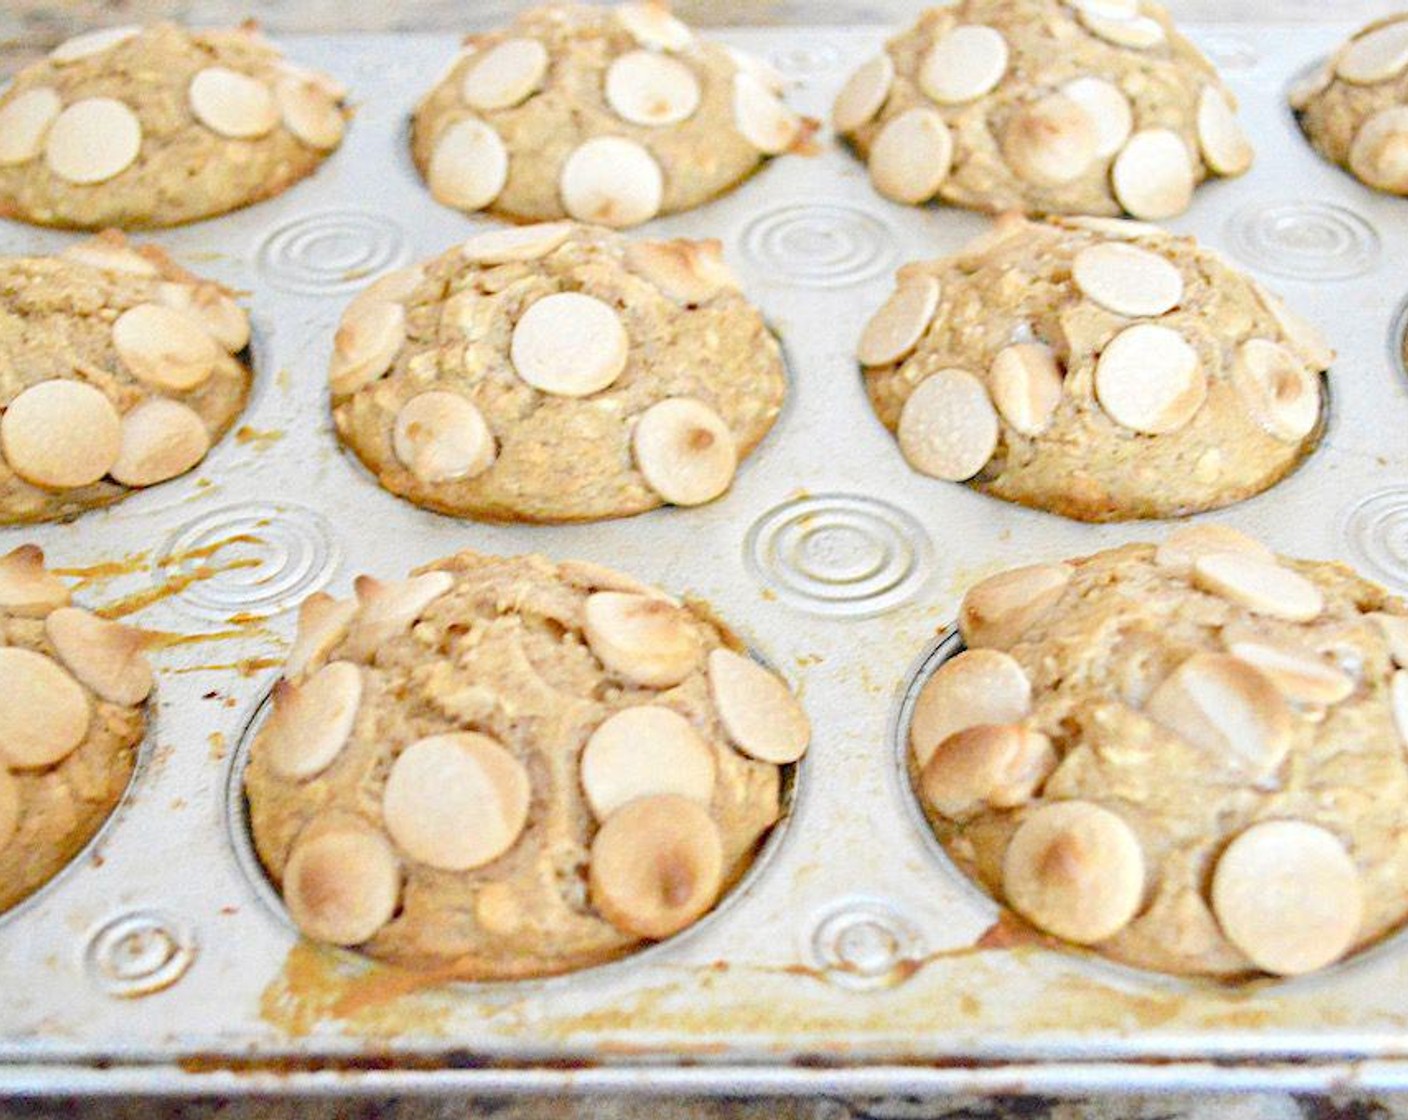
[3,22,1408,1096]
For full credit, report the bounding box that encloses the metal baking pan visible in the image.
[4,21,1408,1097]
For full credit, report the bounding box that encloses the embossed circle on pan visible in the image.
[745,494,933,616]
[1344,487,1408,592]
[809,897,925,990]
[156,502,340,620]
[1226,201,1380,280]
[255,209,411,295]
[85,909,197,997]
[768,42,843,77]
[739,203,898,288]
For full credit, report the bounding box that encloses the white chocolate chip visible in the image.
[1337,18,1408,84]
[732,72,801,155]
[833,53,894,134]
[559,136,663,228]
[581,706,716,820]
[1211,820,1362,975]
[1060,76,1132,158]
[275,73,345,150]
[1069,0,1139,17]
[62,235,158,277]
[1155,524,1275,575]
[45,98,142,185]
[960,563,1073,650]
[383,732,530,871]
[919,25,1008,105]
[726,46,788,95]
[510,292,628,398]
[707,648,810,764]
[284,593,357,681]
[1373,613,1408,669]
[328,300,406,395]
[589,794,723,939]
[393,391,496,484]
[0,769,18,854]
[1393,670,1408,749]
[910,649,1031,769]
[1112,129,1195,220]
[1002,800,1145,944]
[109,398,211,488]
[1227,640,1355,706]
[607,50,701,127]
[462,221,573,265]
[1348,106,1408,194]
[1058,215,1163,240]
[0,545,69,618]
[1073,243,1184,318]
[428,117,509,212]
[1080,10,1166,48]
[990,343,1063,436]
[1252,282,1335,371]
[583,591,702,688]
[1197,86,1253,176]
[0,88,62,166]
[614,2,693,51]
[261,661,363,781]
[868,107,953,204]
[1193,553,1324,622]
[1231,339,1320,443]
[1289,62,1334,111]
[632,398,736,507]
[49,25,139,64]
[283,821,400,947]
[156,282,250,354]
[1002,93,1098,186]
[897,367,999,482]
[278,61,348,104]
[46,607,152,707]
[188,67,278,139]
[0,380,121,489]
[344,571,454,661]
[920,724,1056,821]
[623,239,739,304]
[0,648,90,769]
[858,277,941,367]
[1094,323,1205,434]
[113,303,219,392]
[461,37,548,111]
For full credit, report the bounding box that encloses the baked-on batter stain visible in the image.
[234,426,284,451]
[171,657,282,677]
[51,550,150,590]
[96,560,262,619]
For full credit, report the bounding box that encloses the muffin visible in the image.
[1291,13,1408,195]
[0,232,253,525]
[911,526,1408,979]
[860,215,1331,522]
[330,221,785,523]
[0,544,153,913]
[244,550,809,979]
[0,22,348,229]
[410,1,810,227]
[833,0,1252,219]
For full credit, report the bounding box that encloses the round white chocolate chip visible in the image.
[62,236,158,277]
[49,25,139,64]
[461,37,548,111]
[261,661,362,781]
[1349,107,1408,194]
[919,25,1008,105]
[156,283,250,354]
[560,136,663,228]
[1227,640,1354,706]
[707,648,810,764]
[1197,87,1252,176]
[1060,76,1132,158]
[1252,282,1335,371]
[726,46,788,95]
[1094,323,1205,434]
[1211,820,1363,975]
[393,391,496,484]
[46,607,152,707]
[283,822,400,946]
[0,545,70,618]
[623,239,739,304]
[581,706,716,820]
[1002,94,1099,186]
[1393,670,1408,749]
[990,343,1063,436]
[583,591,702,688]
[1193,553,1324,622]
[632,398,736,507]
[383,732,530,871]
[44,98,142,185]
[1376,614,1408,670]
[284,593,357,681]
[607,50,701,127]
[188,67,278,139]
[428,118,509,212]
[0,648,90,769]
[1002,800,1145,944]
[0,88,62,166]
[910,649,1032,768]
[615,2,693,51]
[589,794,724,940]
[1073,243,1184,318]
[921,724,1057,821]
[109,399,211,488]
[732,72,801,156]
[1231,339,1320,443]
[960,563,1073,650]
[113,303,219,392]
[343,571,454,661]
[897,368,999,482]
[275,73,345,150]
[0,769,18,854]
[1337,18,1408,84]
[1154,523,1274,575]
[1070,0,1140,18]
[1112,129,1195,220]
[510,292,628,398]
[858,277,941,367]
[0,380,121,490]
[1080,10,1166,48]
[1059,215,1163,240]
[868,108,952,205]
[328,300,406,395]
[833,53,894,134]
[462,221,573,265]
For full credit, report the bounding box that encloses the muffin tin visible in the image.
[4,19,1408,1096]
